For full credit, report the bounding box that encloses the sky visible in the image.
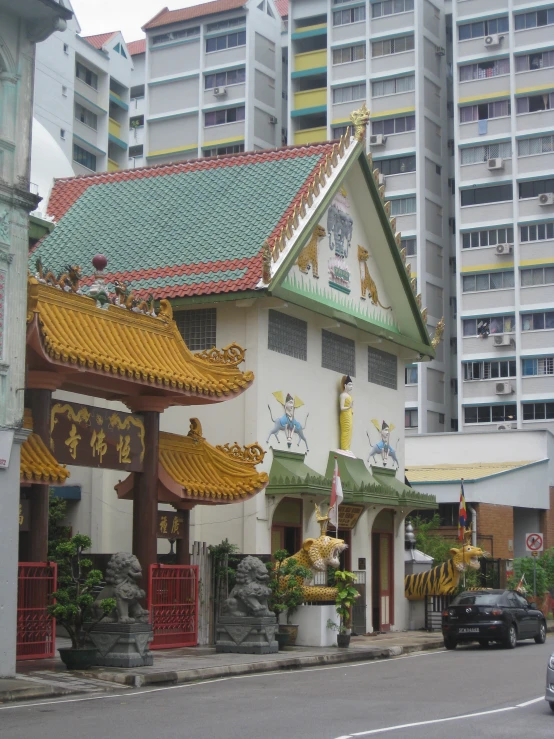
[71,0,200,42]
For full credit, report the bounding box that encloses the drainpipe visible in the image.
[468,505,477,546]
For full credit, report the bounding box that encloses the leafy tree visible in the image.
[333,570,358,633]
[266,549,312,624]
[507,556,548,598]
[410,514,453,564]
[209,538,240,617]
[539,548,554,593]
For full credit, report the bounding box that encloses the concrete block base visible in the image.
[86,623,153,667]
[290,604,338,647]
[216,616,278,654]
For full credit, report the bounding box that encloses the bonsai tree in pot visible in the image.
[267,549,312,648]
[48,534,116,670]
[332,570,358,647]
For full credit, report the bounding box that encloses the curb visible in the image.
[0,683,78,704]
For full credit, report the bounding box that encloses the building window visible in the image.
[74,103,98,130]
[522,357,554,376]
[462,316,515,338]
[462,271,514,292]
[113,42,127,58]
[204,106,245,127]
[522,402,554,421]
[152,27,200,45]
[390,197,416,216]
[271,498,302,555]
[521,312,554,331]
[129,115,144,129]
[405,365,418,385]
[372,75,415,98]
[205,67,246,89]
[515,50,554,72]
[459,58,510,82]
[516,93,554,114]
[375,155,416,175]
[519,178,554,199]
[462,227,514,249]
[206,16,246,32]
[332,44,366,65]
[368,347,397,389]
[333,126,349,138]
[75,61,98,90]
[175,308,217,351]
[463,360,516,381]
[204,144,244,157]
[372,115,415,135]
[460,184,513,207]
[322,330,355,376]
[372,35,414,58]
[268,310,307,361]
[333,6,365,26]
[464,404,517,424]
[72,144,96,171]
[332,83,366,105]
[405,409,418,428]
[130,85,145,100]
[460,142,511,165]
[521,266,554,287]
[518,135,554,158]
[63,43,69,54]
[372,0,414,18]
[402,238,416,255]
[520,222,554,243]
[129,145,143,158]
[514,9,554,31]
[205,30,246,53]
[459,99,510,123]
[458,16,509,40]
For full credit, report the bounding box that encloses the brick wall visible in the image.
[539,487,554,551]
[476,503,514,560]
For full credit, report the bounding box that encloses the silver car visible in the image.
[544,652,554,713]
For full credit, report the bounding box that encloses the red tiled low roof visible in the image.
[127,38,146,55]
[143,0,246,30]
[274,0,288,18]
[82,31,119,49]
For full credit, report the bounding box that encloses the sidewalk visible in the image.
[3,622,553,704]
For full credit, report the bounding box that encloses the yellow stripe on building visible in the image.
[461,262,514,273]
[148,144,198,158]
[459,91,510,104]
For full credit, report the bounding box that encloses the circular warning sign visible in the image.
[525,533,543,552]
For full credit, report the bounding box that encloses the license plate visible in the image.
[459,627,479,634]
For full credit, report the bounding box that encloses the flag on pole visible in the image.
[515,573,527,594]
[328,457,343,529]
[458,481,467,541]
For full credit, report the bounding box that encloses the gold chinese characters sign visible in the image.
[157,511,185,539]
[338,504,364,530]
[50,402,145,472]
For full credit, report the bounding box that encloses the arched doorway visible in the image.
[372,509,394,632]
[271,497,303,555]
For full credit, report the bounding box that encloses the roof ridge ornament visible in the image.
[216,441,265,465]
[349,103,370,142]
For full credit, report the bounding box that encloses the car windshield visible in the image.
[452,593,500,606]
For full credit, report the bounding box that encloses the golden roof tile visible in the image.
[21,410,70,484]
[406,461,538,483]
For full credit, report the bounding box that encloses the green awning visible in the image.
[373,467,436,509]
[265,449,331,496]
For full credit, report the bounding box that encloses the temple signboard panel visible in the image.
[157,511,185,539]
[50,402,144,471]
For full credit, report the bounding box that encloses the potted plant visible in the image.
[48,534,116,670]
[267,549,312,648]
[332,570,358,648]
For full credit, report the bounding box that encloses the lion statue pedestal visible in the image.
[216,555,278,654]
[86,553,154,668]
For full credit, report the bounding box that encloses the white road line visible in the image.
[0,649,448,712]
[333,698,545,738]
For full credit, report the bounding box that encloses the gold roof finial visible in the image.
[315,503,329,536]
[349,103,370,142]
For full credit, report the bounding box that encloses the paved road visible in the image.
[2,638,553,739]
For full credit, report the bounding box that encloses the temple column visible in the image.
[176,510,190,565]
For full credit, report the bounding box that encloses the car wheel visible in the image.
[444,635,457,650]
[503,623,517,649]
[534,621,546,644]
[478,639,489,648]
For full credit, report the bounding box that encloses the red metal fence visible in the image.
[148,564,198,649]
[17,562,57,660]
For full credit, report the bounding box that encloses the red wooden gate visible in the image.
[17,562,57,660]
[148,565,198,649]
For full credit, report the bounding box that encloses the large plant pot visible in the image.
[337,633,351,648]
[275,631,289,650]
[280,624,298,646]
[58,647,97,670]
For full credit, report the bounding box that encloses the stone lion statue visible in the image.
[223,556,273,618]
[91,552,149,624]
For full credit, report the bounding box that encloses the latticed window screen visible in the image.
[368,347,397,389]
[321,330,355,376]
[268,310,307,360]
[175,308,217,351]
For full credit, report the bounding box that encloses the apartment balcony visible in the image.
[107,158,119,172]
[292,87,327,116]
[521,329,554,352]
[291,23,327,41]
[108,117,127,149]
[294,126,327,145]
[456,0,506,19]
[109,89,129,111]
[458,159,513,184]
[520,284,554,306]
[293,49,327,76]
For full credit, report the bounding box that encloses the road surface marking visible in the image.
[333,698,545,738]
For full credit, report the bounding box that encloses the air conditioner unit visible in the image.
[493,334,512,347]
[496,381,513,395]
[435,46,446,56]
[538,192,554,206]
[497,422,514,431]
[487,158,504,170]
[495,243,513,255]
[268,115,278,124]
[213,86,227,97]
[484,34,501,47]
[369,134,387,146]
[378,173,385,186]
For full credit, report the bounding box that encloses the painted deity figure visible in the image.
[339,375,354,452]
[267,391,309,451]
[367,419,399,468]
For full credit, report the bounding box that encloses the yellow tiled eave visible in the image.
[406,460,541,484]
[21,434,70,484]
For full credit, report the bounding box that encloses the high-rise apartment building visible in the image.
[286,0,451,434]
[141,0,284,166]
[451,1,554,433]
[128,40,147,168]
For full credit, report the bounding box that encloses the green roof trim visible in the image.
[265,449,331,495]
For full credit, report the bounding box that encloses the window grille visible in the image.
[368,347,397,389]
[175,308,217,351]
[322,330,355,376]
[268,310,307,360]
